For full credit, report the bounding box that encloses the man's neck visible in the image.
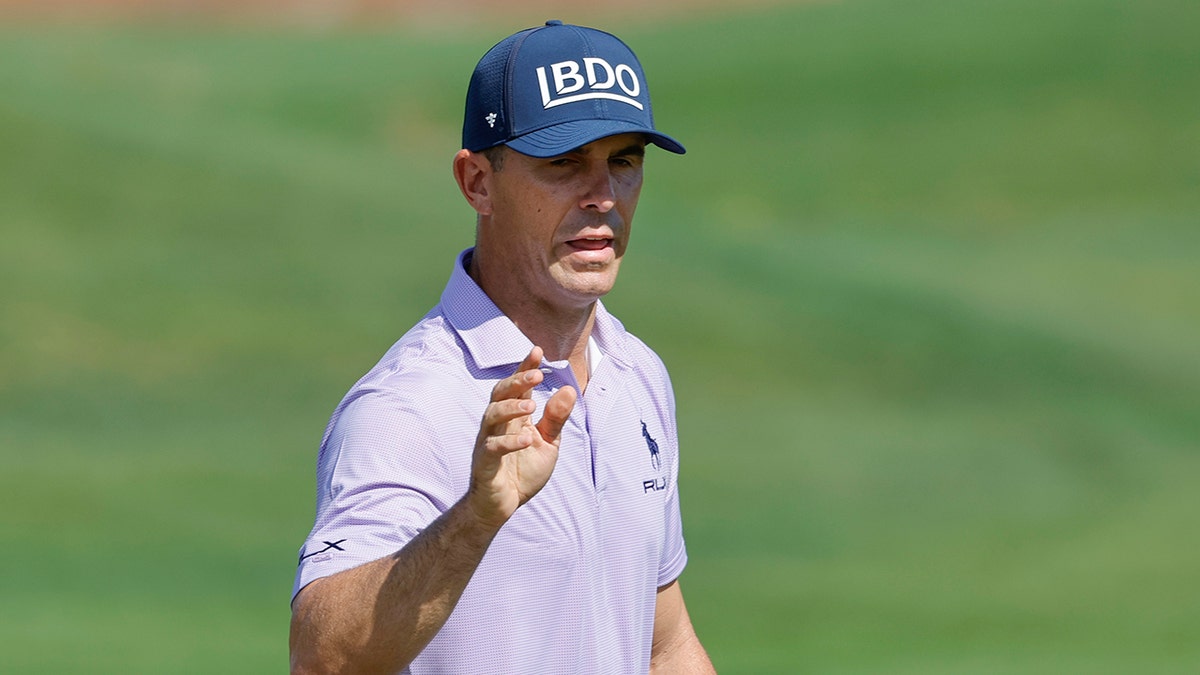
[510,302,595,393]
[468,252,596,391]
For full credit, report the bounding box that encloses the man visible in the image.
[290,20,715,674]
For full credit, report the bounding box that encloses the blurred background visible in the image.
[1,0,1197,672]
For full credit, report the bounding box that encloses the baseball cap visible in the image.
[463,20,686,158]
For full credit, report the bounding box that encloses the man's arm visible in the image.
[290,500,498,674]
[290,347,576,675]
[650,580,716,674]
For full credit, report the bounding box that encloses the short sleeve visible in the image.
[292,386,456,602]
[654,358,688,587]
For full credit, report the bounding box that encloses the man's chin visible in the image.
[551,268,620,304]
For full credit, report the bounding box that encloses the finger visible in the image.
[536,385,577,443]
[481,398,536,436]
[473,429,534,485]
[481,430,534,457]
[490,346,545,403]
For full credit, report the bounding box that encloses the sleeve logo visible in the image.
[298,539,347,566]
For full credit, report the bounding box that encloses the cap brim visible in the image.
[505,119,686,157]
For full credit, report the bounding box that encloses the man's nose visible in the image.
[579,166,617,213]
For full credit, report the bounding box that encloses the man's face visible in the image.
[480,133,646,314]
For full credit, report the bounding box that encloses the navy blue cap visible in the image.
[463,20,686,157]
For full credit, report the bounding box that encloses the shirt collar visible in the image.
[440,248,630,372]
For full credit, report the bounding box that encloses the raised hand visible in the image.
[466,346,577,529]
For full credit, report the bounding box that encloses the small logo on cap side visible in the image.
[536,58,644,111]
[485,112,497,128]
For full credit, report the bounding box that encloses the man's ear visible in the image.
[453,149,494,216]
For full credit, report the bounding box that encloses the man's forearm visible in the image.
[290,499,501,674]
[650,581,716,674]
[649,631,717,675]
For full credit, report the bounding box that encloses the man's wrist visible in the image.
[450,493,508,544]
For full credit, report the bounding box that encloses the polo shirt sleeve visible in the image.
[292,384,455,603]
[655,364,689,588]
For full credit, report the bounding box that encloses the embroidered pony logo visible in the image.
[642,420,661,471]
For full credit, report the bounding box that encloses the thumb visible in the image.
[536,385,577,443]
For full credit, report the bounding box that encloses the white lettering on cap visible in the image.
[536,58,644,110]
[584,58,616,89]
[551,61,585,95]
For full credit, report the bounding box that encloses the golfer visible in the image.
[290,20,715,674]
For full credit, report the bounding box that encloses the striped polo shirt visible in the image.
[294,248,688,674]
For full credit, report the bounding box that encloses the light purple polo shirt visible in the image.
[294,248,688,674]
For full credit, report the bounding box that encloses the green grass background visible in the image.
[2,0,1198,671]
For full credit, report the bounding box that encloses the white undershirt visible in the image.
[586,335,603,378]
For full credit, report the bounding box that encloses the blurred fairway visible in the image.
[1,0,1198,672]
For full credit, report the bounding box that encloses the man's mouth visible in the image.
[567,237,613,251]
